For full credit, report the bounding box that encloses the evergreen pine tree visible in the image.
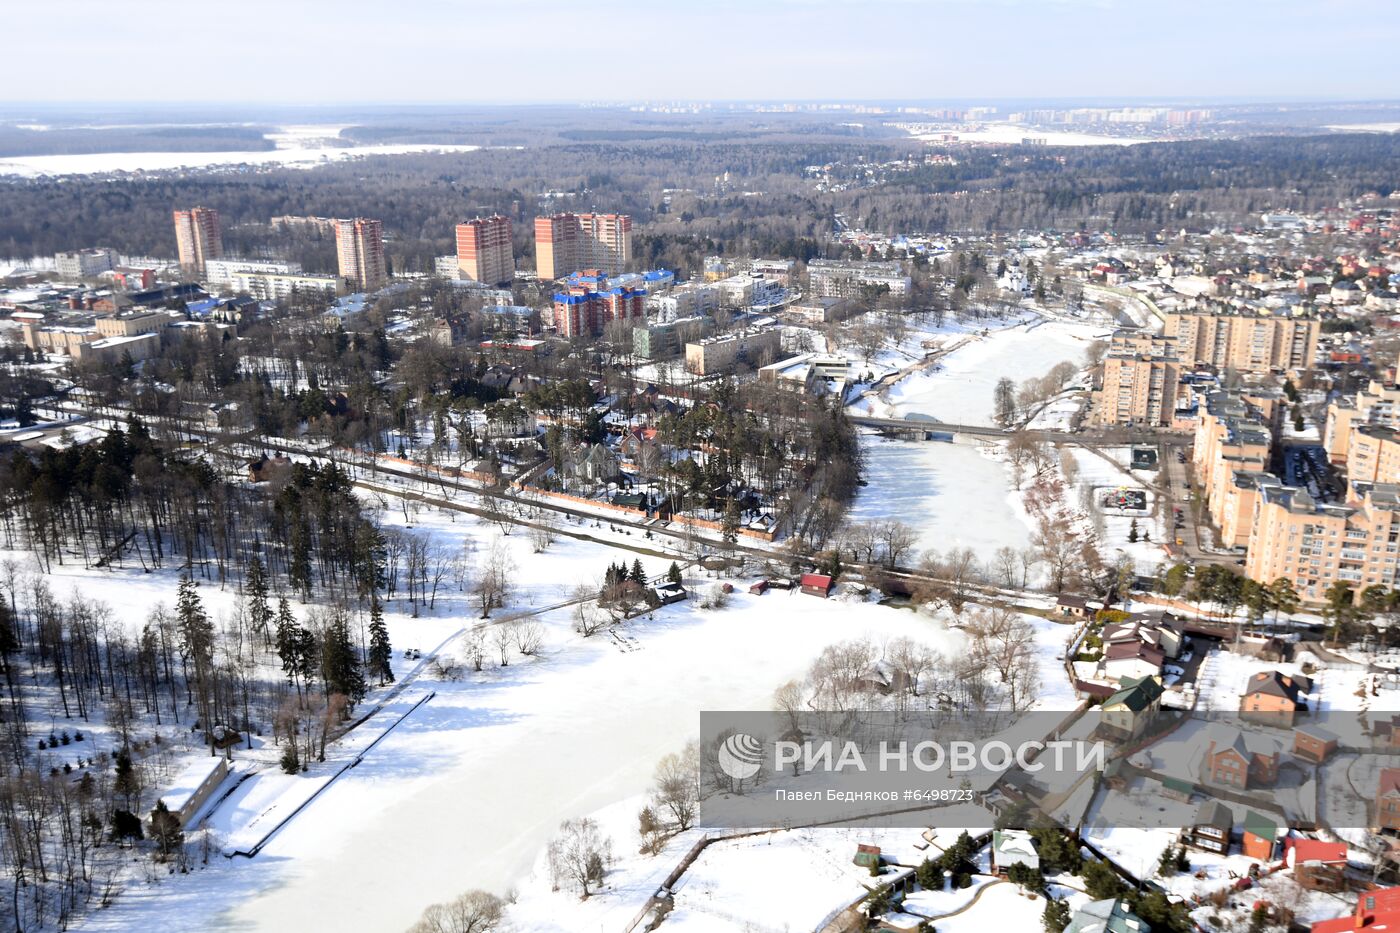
[667,562,683,585]
[322,610,366,707]
[629,559,647,585]
[367,596,394,686]
[721,499,740,547]
[176,576,217,750]
[149,800,184,861]
[275,597,301,693]
[1043,898,1072,933]
[280,743,301,775]
[246,555,272,648]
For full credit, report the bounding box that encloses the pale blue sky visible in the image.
[6,0,1397,103]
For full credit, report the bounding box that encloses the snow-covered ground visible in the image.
[52,485,970,933]
[850,432,1033,563]
[856,318,1100,426]
[1065,446,1170,574]
[1327,122,1400,133]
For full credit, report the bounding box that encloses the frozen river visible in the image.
[863,317,1101,426]
[850,433,1032,562]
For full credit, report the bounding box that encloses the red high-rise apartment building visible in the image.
[173,206,223,276]
[336,218,387,291]
[455,215,515,285]
[534,212,632,280]
[552,287,645,339]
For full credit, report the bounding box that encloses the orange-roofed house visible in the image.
[1312,886,1400,932]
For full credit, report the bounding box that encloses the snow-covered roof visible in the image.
[158,756,226,814]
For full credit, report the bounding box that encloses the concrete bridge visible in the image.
[849,413,1180,449]
[848,414,1048,444]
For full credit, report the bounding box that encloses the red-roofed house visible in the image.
[800,573,834,598]
[1287,838,1349,892]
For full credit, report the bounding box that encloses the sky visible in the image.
[4,0,1398,105]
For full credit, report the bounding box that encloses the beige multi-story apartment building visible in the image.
[1245,482,1400,601]
[1192,389,1283,547]
[534,213,631,280]
[1343,425,1400,492]
[455,215,515,286]
[1324,377,1400,465]
[173,207,223,276]
[1093,331,1181,427]
[335,218,387,291]
[684,327,782,376]
[1163,309,1319,374]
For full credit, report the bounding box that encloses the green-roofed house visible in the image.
[1065,897,1150,933]
[1099,675,1165,740]
[1242,810,1280,862]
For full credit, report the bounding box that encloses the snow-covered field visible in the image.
[1327,122,1400,133]
[850,432,1033,563]
[857,318,1100,426]
[1065,446,1170,573]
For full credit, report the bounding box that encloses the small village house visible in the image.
[800,572,834,598]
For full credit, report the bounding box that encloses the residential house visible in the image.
[800,573,834,598]
[1064,898,1151,933]
[651,581,688,606]
[991,830,1039,875]
[1241,811,1281,861]
[247,454,293,484]
[562,443,618,487]
[1184,800,1233,855]
[1101,613,1186,660]
[1098,675,1165,741]
[1099,640,1165,683]
[1294,725,1339,764]
[1311,887,1400,932]
[1377,767,1400,832]
[1203,725,1281,790]
[1240,670,1311,725]
[1056,595,1095,619]
[1286,838,1349,893]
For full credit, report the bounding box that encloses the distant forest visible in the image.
[2,133,1397,271]
[0,125,277,158]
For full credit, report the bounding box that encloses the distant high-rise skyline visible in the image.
[173,207,222,276]
[335,218,386,292]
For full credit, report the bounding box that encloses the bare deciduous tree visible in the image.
[547,817,613,899]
